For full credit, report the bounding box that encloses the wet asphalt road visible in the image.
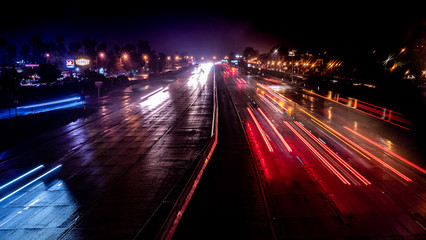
[1,63,426,239]
[0,64,214,239]
[216,65,426,238]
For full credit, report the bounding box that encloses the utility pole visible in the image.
[289,50,296,83]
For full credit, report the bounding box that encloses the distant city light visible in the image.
[383,54,394,66]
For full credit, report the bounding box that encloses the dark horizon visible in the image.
[2,1,424,58]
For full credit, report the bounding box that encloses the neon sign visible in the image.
[66,59,75,68]
[75,58,90,66]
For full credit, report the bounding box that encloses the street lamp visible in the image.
[45,53,50,64]
[289,50,296,83]
[97,52,105,69]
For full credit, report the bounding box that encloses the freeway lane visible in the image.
[221,65,426,238]
[258,77,425,170]
[0,64,214,239]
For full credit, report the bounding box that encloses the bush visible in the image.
[117,75,130,86]
[37,64,61,84]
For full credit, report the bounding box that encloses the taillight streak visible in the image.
[246,122,271,180]
[310,118,412,182]
[257,108,292,152]
[247,107,274,152]
[295,122,371,185]
[283,121,351,185]
[343,126,426,175]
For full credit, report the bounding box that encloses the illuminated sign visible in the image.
[66,59,75,69]
[75,58,90,66]
[25,64,39,68]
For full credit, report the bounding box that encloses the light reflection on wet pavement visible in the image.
[0,64,214,239]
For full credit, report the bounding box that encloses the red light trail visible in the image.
[283,121,351,185]
[257,108,292,152]
[343,126,426,175]
[309,118,412,182]
[247,107,274,152]
[295,122,371,185]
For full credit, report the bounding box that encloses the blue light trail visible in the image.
[16,96,81,109]
[0,96,83,119]
[0,165,45,191]
[0,164,62,203]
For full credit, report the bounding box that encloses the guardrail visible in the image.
[303,89,412,130]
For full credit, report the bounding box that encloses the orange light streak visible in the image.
[295,122,371,185]
[247,107,274,152]
[256,82,292,103]
[343,126,426,175]
[276,92,293,103]
[257,108,292,152]
[283,121,351,185]
[265,94,290,112]
[258,93,282,113]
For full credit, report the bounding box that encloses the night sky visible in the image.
[1,1,424,58]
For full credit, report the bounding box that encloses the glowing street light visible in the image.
[96,52,105,69]
[45,53,50,64]
[383,54,394,66]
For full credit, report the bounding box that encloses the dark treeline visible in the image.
[0,34,180,75]
[0,34,191,110]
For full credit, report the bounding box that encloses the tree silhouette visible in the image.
[37,64,61,84]
[68,42,82,58]
[19,44,31,63]
[29,34,43,63]
[6,44,17,64]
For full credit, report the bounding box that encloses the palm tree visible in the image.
[20,44,31,63]
[29,34,42,63]
[6,44,17,64]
